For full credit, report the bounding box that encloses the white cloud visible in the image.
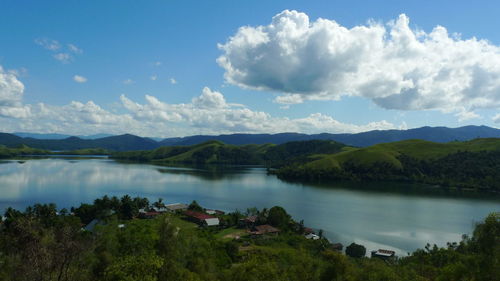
[170,78,177,84]
[274,94,304,105]
[455,108,480,122]
[123,79,135,85]
[35,38,61,51]
[0,66,30,118]
[0,65,398,137]
[153,61,162,66]
[493,113,500,123]
[150,75,158,81]
[67,43,83,54]
[53,53,72,63]
[192,87,227,109]
[218,10,500,120]
[119,87,396,136]
[36,38,82,63]
[73,75,87,83]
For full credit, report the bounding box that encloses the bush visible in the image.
[345,243,366,258]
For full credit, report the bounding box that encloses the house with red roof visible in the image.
[184,210,220,227]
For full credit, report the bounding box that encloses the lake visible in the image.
[1,157,498,255]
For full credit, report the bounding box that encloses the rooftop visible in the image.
[185,210,216,221]
[253,224,280,235]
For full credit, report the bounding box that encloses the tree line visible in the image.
[0,195,498,280]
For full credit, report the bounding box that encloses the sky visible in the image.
[1,0,500,137]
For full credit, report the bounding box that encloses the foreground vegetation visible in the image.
[0,195,498,281]
[112,138,500,192]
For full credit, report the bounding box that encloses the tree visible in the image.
[153,198,165,210]
[267,206,291,230]
[120,195,138,220]
[345,243,366,258]
[188,200,203,212]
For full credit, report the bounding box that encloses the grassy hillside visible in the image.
[275,138,500,192]
[0,145,50,159]
[114,138,500,192]
[111,140,345,166]
[112,140,266,165]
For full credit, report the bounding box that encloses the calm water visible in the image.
[1,158,498,255]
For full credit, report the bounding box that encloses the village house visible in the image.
[239,215,257,228]
[84,219,104,232]
[205,209,225,215]
[250,224,280,236]
[371,249,396,260]
[305,233,320,240]
[165,203,188,213]
[152,206,168,213]
[139,211,161,219]
[331,243,343,251]
[184,210,220,227]
[304,227,314,234]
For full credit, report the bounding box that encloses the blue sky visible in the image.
[1,0,500,137]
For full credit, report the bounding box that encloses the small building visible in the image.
[184,210,219,227]
[139,211,161,219]
[239,215,257,228]
[165,203,188,213]
[84,219,104,232]
[205,209,225,215]
[250,224,280,236]
[204,217,220,227]
[331,243,343,251]
[304,227,314,234]
[371,249,396,260]
[152,206,168,213]
[305,233,320,240]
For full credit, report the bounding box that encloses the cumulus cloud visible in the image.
[123,79,135,85]
[150,75,158,81]
[0,63,399,136]
[493,113,500,123]
[119,87,396,136]
[0,66,31,118]
[170,78,177,84]
[0,66,397,136]
[218,10,500,120]
[73,75,87,83]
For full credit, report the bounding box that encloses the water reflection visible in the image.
[0,158,498,255]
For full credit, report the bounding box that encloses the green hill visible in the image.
[275,138,500,192]
[112,140,265,165]
[111,140,346,166]
[112,138,500,192]
[0,145,50,159]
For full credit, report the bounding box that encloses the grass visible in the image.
[214,227,247,240]
[163,213,198,230]
[293,138,500,172]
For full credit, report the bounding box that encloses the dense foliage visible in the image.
[111,140,345,166]
[0,144,50,159]
[0,196,498,281]
[274,139,500,192]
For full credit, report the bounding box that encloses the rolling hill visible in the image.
[275,138,500,192]
[1,125,500,151]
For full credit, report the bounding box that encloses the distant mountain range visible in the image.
[1,125,499,151]
[13,132,115,140]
